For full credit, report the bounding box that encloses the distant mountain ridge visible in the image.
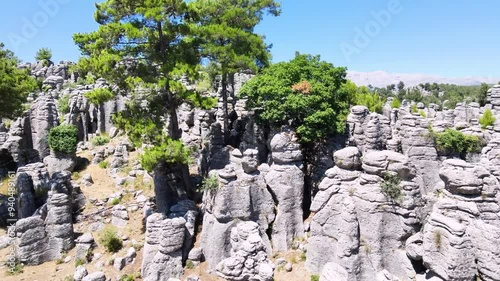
[347,70,500,88]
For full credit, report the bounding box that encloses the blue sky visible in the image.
[1,0,499,77]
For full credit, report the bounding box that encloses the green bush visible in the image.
[390,98,401,109]
[479,108,496,129]
[119,274,135,281]
[58,94,71,114]
[381,172,402,200]
[99,226,123,253]
[5,261,23,276]
[419,110,427,118]
[355,91,385,114]
[411,104,418,113]
[431,128,485,158]
[99,161,109,169]
[310,275,320,281]
[201,174,220,191]
[48,125,78,154]
[141,138,191,172]
[92,135,110,146]
[110,197,120,206]
[75,258,86,267]
[35,47,52,62]
[185,260,195,269]
[84,88,114,105]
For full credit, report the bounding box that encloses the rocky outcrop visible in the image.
[201,151,275,269]
[30,96,59,159]
[418,159,500,281]
[215,221,274,281]
[307,147,423,280]
[347,106,392,153]
[264,131,304,251]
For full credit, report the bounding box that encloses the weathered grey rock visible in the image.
[30,96,59,159]
[16,216,49,265]
[43,152,77,175]
[215,221,274,281]
[188,247,203,261]
[111,204,129,228]
[320,262,349,281]
[142,214,186,281]
[75,233,94,261]
[81,271,106,281]
[44,192,75,259]
[16,172,37,219]
[334,146,362,170]
[74,266,88,281]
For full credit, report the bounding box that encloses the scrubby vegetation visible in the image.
[48,125,79,154]
[84,88,114,106]
[57,94,71,114]
[381,172,402,200]
[98,161,109,169]
[141,139,192,172]
[35,47,52,66]
[479,108,496,129]
[390,97,401,109]
[354,90,385,114]
[92,135,110,146]
[201,174,220,191]
[429,128,485,158]
[99,226,123,253]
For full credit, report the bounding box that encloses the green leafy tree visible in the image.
[479,108,496,129]
[35,48,53,66]
[241,53,350,143]
[430,128,485,159]
[84,88,114,106]
[73,0,217,199]
[355,87,385,113]
[0,43,37,118]
[189,0,280,143]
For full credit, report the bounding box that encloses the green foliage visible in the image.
[119,274,135,281]
[241,54,350,143]
[110,197,121,206]
[430,128,485,158]
[5,261,23,276]
[201,174,220,191]
[0,43,38,118]
[99,226,123,253]
[310,275,320,281]
[479,108,496,129]
[99,161,109,169]
[57,94,71,114]
[381,172,402,200]
[390,98,401,109]
[185,260,195,269]
[141,139,192,172]
[35,47,52,62]
[355,90,385,114]
[411,104,418,113]
[84,88,114,106]
[92,135,110,146]
[75,258,86,267]
[64,276,75,281]
[419,110,427,118]
[48,125,78,154]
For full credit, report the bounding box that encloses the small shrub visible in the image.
[479,108,496,129]
[185,260,195,269]
[48,125,78,154]
[419,110,426,118]
[119,274,135,281]
[92,135,110,146]
[381,172,402,200]
[72,172,81,180]
[300,252,307,261]
[99,226,123,253]
[99,161,109,169]
[201,174,220,191]
[84,88,114,105]
[5,261,23,276]
[390,98,401,109]
[58,94,71,114]
[311,275,320,281]
[411,104,418,113]
[110,197,121,206]
[75,258,86,267]
[35,47,52,62]
[432,129,485,158]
